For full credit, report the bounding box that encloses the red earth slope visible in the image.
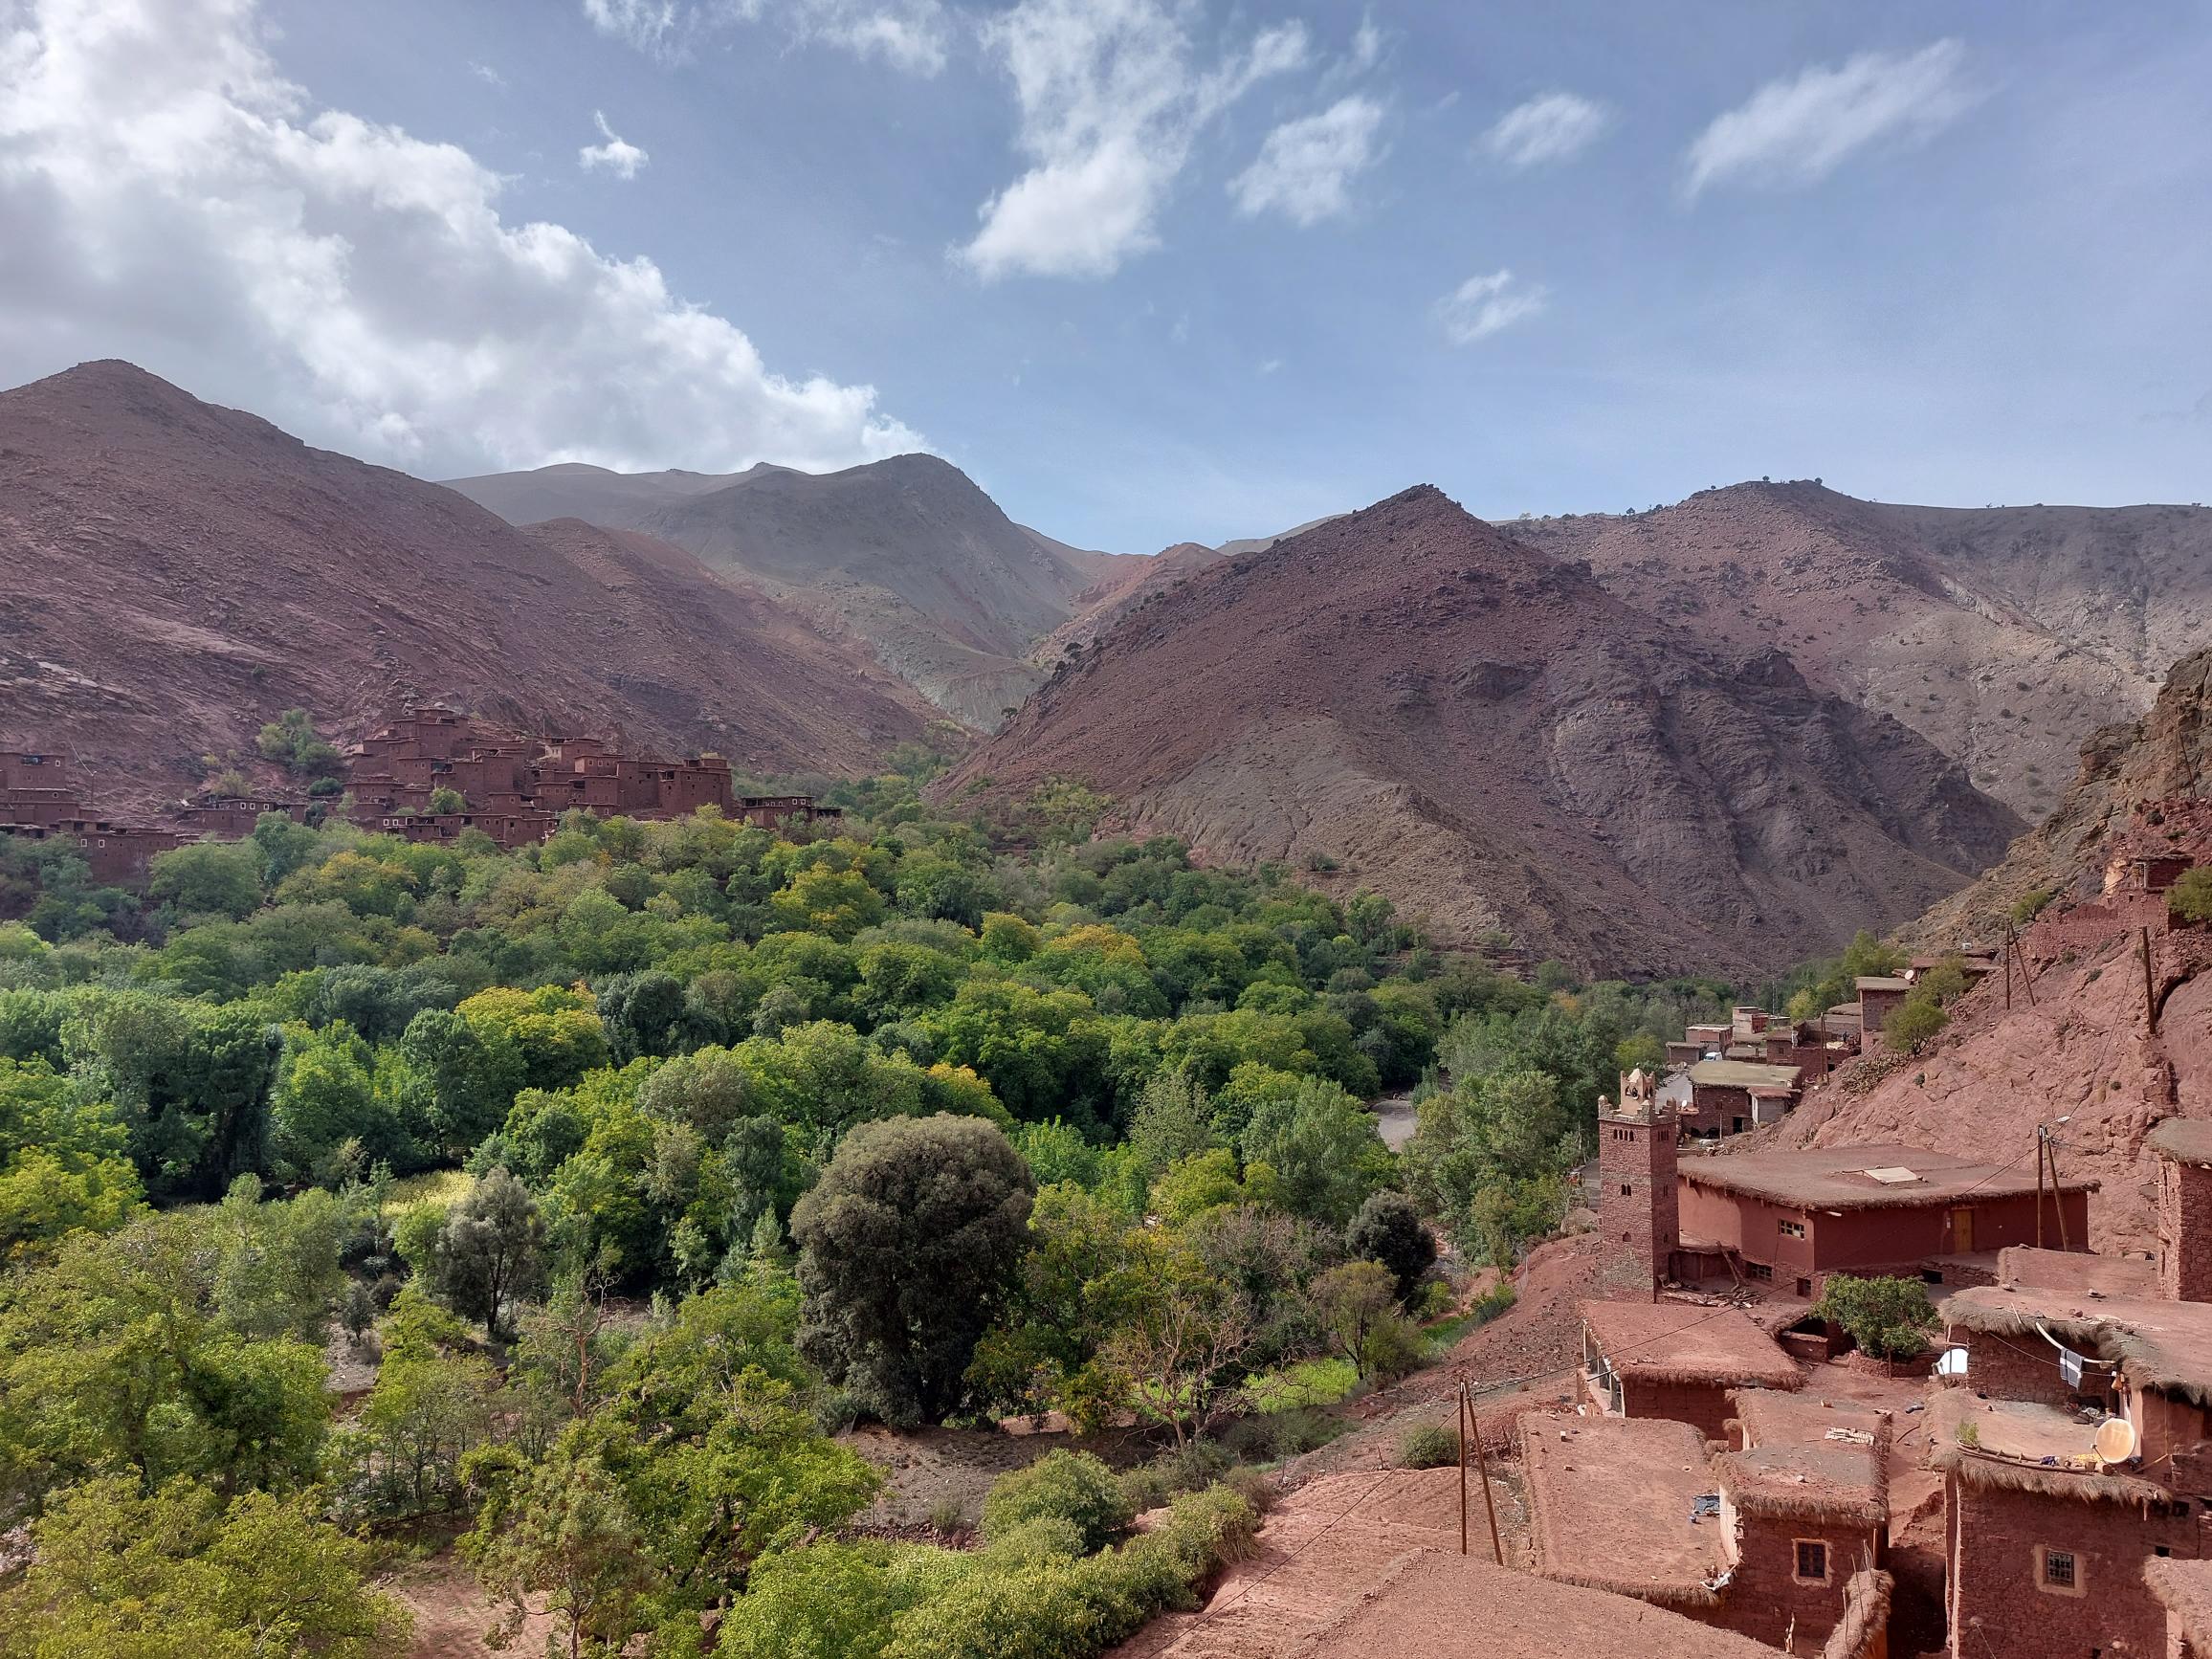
[941,486,2020,977]
[0,362,933,812]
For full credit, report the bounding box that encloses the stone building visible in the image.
[1685,1059,1804,1136]
[1595,1068,1679,1301]
[1580,1299,1803,1441]
[2152,1118,2212,1302]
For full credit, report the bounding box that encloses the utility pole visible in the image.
[2036,1127,2046,1250]
[2142,927,2159,1034]
[1464,1382,1503,1566]
[1457,1377,1468,1557]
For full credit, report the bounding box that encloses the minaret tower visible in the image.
[1596,1067,1678,1301]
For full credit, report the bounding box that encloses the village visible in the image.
[8,707,2212,1659]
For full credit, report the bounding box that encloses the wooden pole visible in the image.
[1457,1380,1469,1557]
[2036,1128,2046,1250]
[2050,1139,2072,1251]
[1469,1383,1504,1566]
[2003,927,2015,1011]
[2142,927,2159,1034]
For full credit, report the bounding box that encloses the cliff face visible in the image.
[1517,484,2212,821]
[940,486,2022,976]
[1767,649,2212,1256]
[0,361,934,811]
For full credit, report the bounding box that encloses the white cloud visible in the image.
[1482,91,1607,167]
[579,111,650,178]
[1229,95,1385,226]
[1436,270,1546,345]
[960,0,1309,280]
[582,0,949,75]
[0,0,921,476]
[1685,39,1975,198]
[1348,12,1382,73]
[469,61,507,88]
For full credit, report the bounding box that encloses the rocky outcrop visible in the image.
[939,486,2022,976]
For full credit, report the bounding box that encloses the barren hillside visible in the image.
[0,362,932,811]
[1515,483,2212,819]
[940,486,2022,976]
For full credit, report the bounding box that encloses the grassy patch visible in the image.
[1420,1283,1516,1358]
[1242,1357,1358,1413]
[380,1168,474,1217]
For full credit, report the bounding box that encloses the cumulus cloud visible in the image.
[1229,95,1385,226]
[1685,39,1975,198]
[579,111,649,178]
[1482,91,1607,167]
[0,0,921,476]
[582,0,949,75]
[1435,270,1546,345]
[960,0,1309,280]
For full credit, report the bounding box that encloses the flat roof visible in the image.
[1854,976,1913,993]
[2147,1559,2212,1653]
[1678,1144,2096,1211]
[1687,1059,1803,1091]
[1295,1551,1787,1658]
[1943,1284,2212,1405]
[2148,1118,2212,1166]
[1998,1246,2159,1298]
[1582,1300,1803,1389]
[1714,1442,1886,1529]
[1926,1391,2164,1505]
[1519,1414,1729,1607]
[1728,1386,1888,1452]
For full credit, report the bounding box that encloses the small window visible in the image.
[1779,1219,1806,1238]
[2038,1548,2080,1595]
[1621,1183,1632,1197]
[1745,1263,1773,1281]
[1796,1278,1813,1298]
[1793,1540,1828,1582]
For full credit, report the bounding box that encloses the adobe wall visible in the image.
[1950,1329,2077,1408]
[2161,1160,2212,1302]
[1945,1477,2201,1659]
[1622,1377,1735,1443]
[1597,1113,1678,1300]
[1679,1183,2090,1293]
[1721,1512,1883,1653]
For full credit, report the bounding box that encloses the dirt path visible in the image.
[379,1552,555,1659]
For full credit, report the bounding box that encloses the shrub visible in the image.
[929,1497,971,1537]
[984,1450,1135,1555]
[1345,1190,1437,1304]
[2010,888,2055,923]
[1884,996,1948,1054]
[2171,868,2212,925]
[1398,1422,1457,1469]
[1815,1273,1938,1360]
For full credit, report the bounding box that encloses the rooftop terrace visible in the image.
[1583,1301,1803,1390]
[1519,1413,1730,1611]
[1678,1144,2096,1211]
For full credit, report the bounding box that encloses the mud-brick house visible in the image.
[1581,1300,1803,1441]
[1685,1060,1804,1136]
[2152,1119,2212,1302]
[1853,977,1913,1049]
[1674,1145,2093,1300]
[1520,1413,1891,1656]
[1931,1389,2203,1659]
[2147,1557,2212,1659]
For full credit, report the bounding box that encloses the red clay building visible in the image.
[1684,1059,1803,1136]
[2152,1119,2212,1303]
[1595,1068,1679,1300]
[1854,977,1912,1050]
[1520,1411,1891,1655]
[1581,1299,1803,1441]
[1675,1145,2094,1300]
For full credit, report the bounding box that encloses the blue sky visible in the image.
[3,0,2206,551]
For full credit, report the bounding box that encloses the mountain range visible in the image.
[10,358,2212,974]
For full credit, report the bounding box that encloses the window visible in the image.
[1793,1540,1828,1583]
[1779,1219,1806,1238]
[1744,1262,1773,1281]
[1796,1278,1813,1298]
[1621,1183,1632,1197]
[2037,1547,2082,1596]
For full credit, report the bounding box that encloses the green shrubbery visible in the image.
[984,1451,1135,1554]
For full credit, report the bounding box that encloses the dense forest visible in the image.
[0,763,1735,1656]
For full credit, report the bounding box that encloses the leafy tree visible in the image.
[2171,868,2212,925]
[594,969,690,1064]
[1344,1189,1435,1303]
[397,1007,523,1160]
[148,841,265,921]
[463,1444,654,1659]
[0,1475,409,1658]
[254,707,343,780]
[1310,1259,1416,1382]
[793,1114,1035,1424]
[431,1166,546,1339]
[1238,1075,1389,1227]
[427,785,466,815]
[1814,1273,1938,1361]
[1095,1229,1254,1447]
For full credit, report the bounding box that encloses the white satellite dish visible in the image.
[2094,1417,2138,1464]
[1935,1346,1969,1377]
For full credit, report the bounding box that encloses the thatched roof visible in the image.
[1927,1392,2165,1506]
[1820,1570,1893,1659]
[1714,1443,1887,1529]
[1582,1300,1803,1389]
[2148,1117,2212,1166]
[1679,1144,2095,1212]
[2146,1559,2212,1650]
[1941,1284,2212,1407]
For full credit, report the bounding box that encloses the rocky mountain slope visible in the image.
[940,486,2023,975]
[447,455,1113,729]
[1515,483,2212,820]
[0,362,933,811]
[1762,649,2212,1256]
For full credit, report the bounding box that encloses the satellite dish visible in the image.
[2094,1417,2138,1464]
[1935,1346,1969,1377]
